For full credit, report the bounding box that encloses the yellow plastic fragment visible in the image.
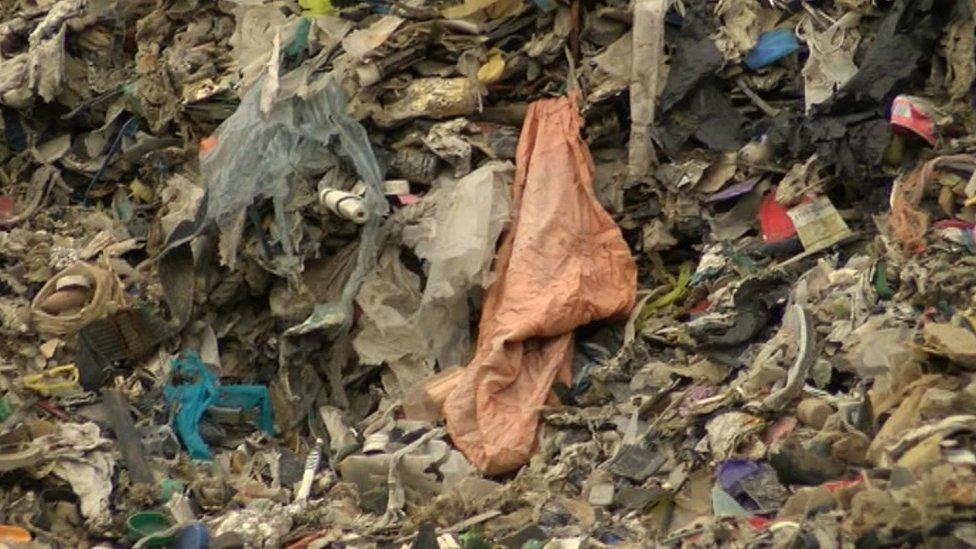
[130,179,155,203]
[644,263,692,313]
[478,50,505,84]
[23,364,80,396]
[636,263,693,330]
[299,0,334,15]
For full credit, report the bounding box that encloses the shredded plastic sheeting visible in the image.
[797,13,860,112]
[200,75,387,335]
[201,75,387,279]
[429,93,637,474]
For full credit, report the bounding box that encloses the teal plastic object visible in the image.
[745,30,799,70]
[285,18,312,57]
[163,352,274,460]
[126,511,175,547]
[159,478,185,503]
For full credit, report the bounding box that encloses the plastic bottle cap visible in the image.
[126,511,176,546]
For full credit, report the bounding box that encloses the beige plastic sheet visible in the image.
[354,161,513,395]
[35,422,116,529]
[429,93,637,473]
[627,0,668,182]
[797,13,861,113]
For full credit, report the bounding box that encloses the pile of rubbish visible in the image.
[1,0,976,546]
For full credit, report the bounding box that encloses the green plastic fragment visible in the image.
[0,394,12,421]
[873,260,894,300]
[460,527,493,549]
[711,486,751,518]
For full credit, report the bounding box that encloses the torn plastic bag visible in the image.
[163,352,274,460]
[659,84,745,154]
[27,0,84,103]
[355,162,512,393]
[406,161,513,369]
[797,13,860,113]
[658,10,723,113]
[192,74,386,335]
[338,425,474,522]
[712,0,764,63]
[353,248,431,395]
[427,93,637,474]
[200,74,388,286]
[35,422,116,529]
[766,110,889,182]
[228,3,291,92]
[941,3,976,100]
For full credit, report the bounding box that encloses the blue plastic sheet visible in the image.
[745,30,800,70]
[164,352,274,460]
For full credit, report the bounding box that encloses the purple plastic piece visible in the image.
[706,177,761,203]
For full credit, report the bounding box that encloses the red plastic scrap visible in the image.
[689,298,711,315]
[822,476,862,493]
[758,191,796,243]
[890,95,936,145]
[36,400,70,421]
[747,516,772,531]
[0,196,14,221]
[932,219,974,229]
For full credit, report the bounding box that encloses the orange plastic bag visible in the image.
[428,93,637,474]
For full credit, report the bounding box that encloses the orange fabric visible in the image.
[432,93,637,474]
[890,154,976,254]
